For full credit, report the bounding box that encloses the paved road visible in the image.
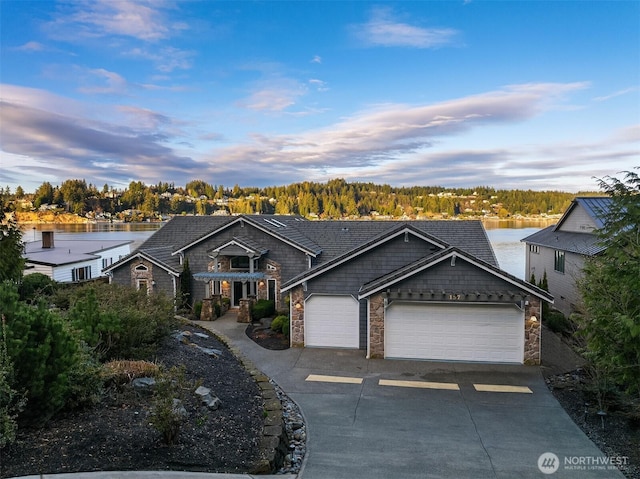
[199,315,625,479]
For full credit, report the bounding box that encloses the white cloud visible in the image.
[125,46,195,72]
[311,55,322,64]
[46,0,184,42]
[78,68,129,95]
[353,7,459,48]
[239,78,308,112]
[593,87,640,102]
[14,41,46,52]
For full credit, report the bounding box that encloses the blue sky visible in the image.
[1,0,638,194]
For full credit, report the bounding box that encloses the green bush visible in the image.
[194,301,202,319]
[19,273,57,303]
[545,309,570,334]
[1,282,79,424]
[150,366,196,445]
[214,302,221,318]
[252,299,275,320]
[0,317,26,447]
[65,283,176,361]
[271,315,288,334]
[281,319,290,337]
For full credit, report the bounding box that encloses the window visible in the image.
[529,244,540,254]
[102,257,113,269]
[231,256,250,269]
[230,256,258,270]
[135,264,148,272]
[72,266,91,282]
[554,250,565,273]
[268,279,277,302]
[137,279,148,293]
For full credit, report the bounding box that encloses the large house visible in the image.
[106,215,552,365]
[521,197,611,317]
[24,231,132,283]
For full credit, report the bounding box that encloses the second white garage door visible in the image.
[385,302,524,363]
[305,295,360,348]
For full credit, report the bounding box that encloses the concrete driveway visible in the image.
[198,316,624,479]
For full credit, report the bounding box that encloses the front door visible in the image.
[232,281,243,307]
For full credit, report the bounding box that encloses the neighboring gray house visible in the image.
[521,197,611,317]
[106,215,552,365]
[24,231,132,283]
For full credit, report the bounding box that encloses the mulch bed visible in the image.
[547,372,640,479]
[245,322,290,350]
[0,323,264,479]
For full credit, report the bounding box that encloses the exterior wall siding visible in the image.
[306,235,439,295]
[183,222,310,305]
[527,246,584,316]
[558,205,598,233]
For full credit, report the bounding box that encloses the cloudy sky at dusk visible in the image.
[1,0,638,194]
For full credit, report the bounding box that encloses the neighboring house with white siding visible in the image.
[521,197,611,317]
[23,231,132,283]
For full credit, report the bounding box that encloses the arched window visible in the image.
[135,264,149,272]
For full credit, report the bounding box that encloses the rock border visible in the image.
[189,321,294,475]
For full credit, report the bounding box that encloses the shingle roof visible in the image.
[120,215,498,276]
[521,225,606,256]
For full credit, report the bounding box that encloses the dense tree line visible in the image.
[2,177,597,220]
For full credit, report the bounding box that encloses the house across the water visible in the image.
[106,215,552,365]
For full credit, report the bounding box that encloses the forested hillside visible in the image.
[3,178,599,222]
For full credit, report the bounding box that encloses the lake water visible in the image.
[23,222,541,279]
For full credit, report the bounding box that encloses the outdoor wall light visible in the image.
[294,302,302,309]
[530,316,538,322]
[259,280,265,286]
[222,280,228,285]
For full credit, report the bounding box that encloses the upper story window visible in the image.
[135,264,149,272]
[230,256,258,270]
[554,250,565,274]
[529,244,540,254]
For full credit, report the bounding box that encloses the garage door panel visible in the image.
[305,295,359,349]
[385,302,524,363]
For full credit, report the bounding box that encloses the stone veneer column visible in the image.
[290,286,305,348]
[368,294,385,359]
[524,296,541,365]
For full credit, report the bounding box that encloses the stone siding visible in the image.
[368,294,385,358]
[524,296,542,365]
[290,286,305,347]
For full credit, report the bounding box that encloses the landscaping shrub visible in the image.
[66,283,176,361]
[150,365,196,445]
[19,273,57,303]
[65,342,104,410]
[102,359,160,387]
[1,282,79,424]
[545,309,571,334]
[0,317,26,447]
[194,301,202,320]
[214,302,221,318]
[252,299,275,320]
[270,315,283,332]
[270,315,288,334]
[281,319,290,337]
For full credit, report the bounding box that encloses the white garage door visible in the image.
[305,295,360,349]
[385,302,524,363]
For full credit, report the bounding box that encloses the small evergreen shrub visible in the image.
[270,315,288,333]
[252,299,275,320]
[281,319,290,337]
[545,309,570,334]
[19,273,57,303]
[150,366,195,446]
[194,301,202,320]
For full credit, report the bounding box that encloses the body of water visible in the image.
[22,222,541,279]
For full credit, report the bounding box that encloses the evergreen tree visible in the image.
[578,170,640,395]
